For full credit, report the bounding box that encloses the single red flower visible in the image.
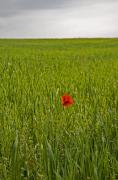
[61,94,74,107]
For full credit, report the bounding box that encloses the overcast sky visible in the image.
[0,0,118,38]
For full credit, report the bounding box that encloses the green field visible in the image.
[0,38,118,180]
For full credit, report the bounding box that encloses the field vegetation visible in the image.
[0,38,118,179]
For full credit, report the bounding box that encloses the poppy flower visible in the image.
[61,94,74,107]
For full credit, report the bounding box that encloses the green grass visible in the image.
[0,38,118,180]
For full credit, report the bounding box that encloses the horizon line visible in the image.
[0,37,118,40]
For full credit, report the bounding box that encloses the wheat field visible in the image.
[0,38,118,179]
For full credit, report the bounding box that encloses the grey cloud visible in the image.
[0,0,70,17]
[0,0,118,37]
[0,0,117,17]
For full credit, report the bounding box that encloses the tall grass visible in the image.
[0,38,118,179]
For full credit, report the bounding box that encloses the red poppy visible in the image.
[61,94,74,107]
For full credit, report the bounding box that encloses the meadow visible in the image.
[0,38,118,180]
